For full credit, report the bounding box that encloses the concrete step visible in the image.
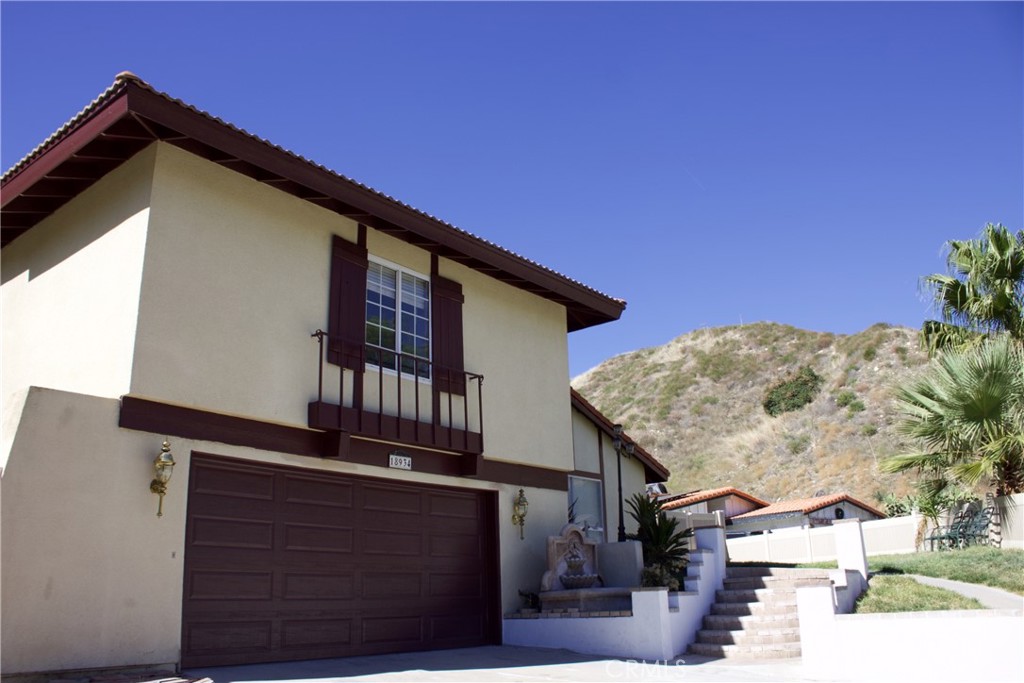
[723,575,831,590]
[703,613,800,631]
[688,641,802,660]
[714,587,798,604]
[696,627,801,646]
[726,566,830,580]
[709,600,799,617]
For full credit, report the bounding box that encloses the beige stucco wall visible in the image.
[600,431,644,539]
[1,388,182,673]
[570,408,601,474]
[0,148,155,470]
[1,387,572,673]
[131,143,572,469]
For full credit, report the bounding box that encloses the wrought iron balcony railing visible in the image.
[308,330,484,455]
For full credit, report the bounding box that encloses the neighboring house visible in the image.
[0,73,666,674]
[661,486,769,523]
[728,493,886,535]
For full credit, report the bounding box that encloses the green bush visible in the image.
[786,434,811,454]
[835,390,857,407]
[763,366,824,417]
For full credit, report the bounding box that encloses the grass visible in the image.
[854,575,984,613]
[796,546,1024,613]
[868,546,1024,596]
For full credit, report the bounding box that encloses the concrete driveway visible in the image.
[183,645,852,682]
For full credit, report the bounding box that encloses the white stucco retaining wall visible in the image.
[798,585,1024,682]
[503,526,727,660]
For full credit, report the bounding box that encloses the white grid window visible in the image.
[365,260,430,378]
[569,476,605,541]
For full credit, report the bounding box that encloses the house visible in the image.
[660,486,769,523]
[0,73,667,674]
[728,493,886,535]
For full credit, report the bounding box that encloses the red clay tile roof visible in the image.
[570,389,670,483]
[730,493,886,520]
[661,486,769,511]
[2,73,624,331]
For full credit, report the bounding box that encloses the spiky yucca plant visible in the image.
[625,493,693,590]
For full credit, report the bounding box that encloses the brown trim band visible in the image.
[119,395,566,490]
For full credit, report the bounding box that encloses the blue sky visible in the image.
[2,1,1021,377]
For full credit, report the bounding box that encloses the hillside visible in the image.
[571,322,931,505]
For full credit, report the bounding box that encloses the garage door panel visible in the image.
[361,615,424,644]
[192,463,276,501]
[184,620,273,655]
[187,570,275,601]
[281,572,355,600]
[191,516,275,550]
[428,492,479,519]
[282,522,354,553]
[280,618,353,649]
[429,533,482,559]
[361,528,422,556]
[361,571,423,599]
[283,474,354,509]
[362,485,422,514]
[183,454,499,667]
[428,572,483,599]
[429,613,486,641]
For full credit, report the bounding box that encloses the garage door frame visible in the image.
[181,452,501,667]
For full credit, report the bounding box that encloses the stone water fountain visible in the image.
[537,524,634,613]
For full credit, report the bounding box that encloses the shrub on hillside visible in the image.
[763,366,824,417]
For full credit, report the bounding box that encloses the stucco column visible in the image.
[833,517,868,583]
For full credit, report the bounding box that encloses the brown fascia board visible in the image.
[2,79,624,331]
[1,92,130,202]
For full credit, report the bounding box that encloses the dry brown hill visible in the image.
[571,322,930,505]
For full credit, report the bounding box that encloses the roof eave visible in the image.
[1,77,625,332]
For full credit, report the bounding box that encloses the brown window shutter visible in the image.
[432,275,466,395]
[327,235,368,370]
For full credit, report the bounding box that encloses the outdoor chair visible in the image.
[961,507,993,547]
[926,508,972,551]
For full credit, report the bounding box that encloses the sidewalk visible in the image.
[905,574,1024,610]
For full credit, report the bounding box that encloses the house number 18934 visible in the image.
[388,452,413,470]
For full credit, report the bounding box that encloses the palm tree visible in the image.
[920,223,1024,356]
[882,337,1024,498]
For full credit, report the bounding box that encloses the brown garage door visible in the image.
[181,453,500,667]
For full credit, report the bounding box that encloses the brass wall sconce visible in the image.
[512,488,529,540]
[150,440,176,518]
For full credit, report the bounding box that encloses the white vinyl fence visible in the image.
[997,492,1024,550]
[726,514,923,564]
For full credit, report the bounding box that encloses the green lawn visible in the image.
[867,546,1024,596]
[854,575,984,613]
[792,546,1024,613]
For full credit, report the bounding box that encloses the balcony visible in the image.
[308,330,484,456]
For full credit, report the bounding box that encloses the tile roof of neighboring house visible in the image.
[1,72,624,332]
[570,389,670,483]
[660,486,769,511]
[730,493,886,520]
